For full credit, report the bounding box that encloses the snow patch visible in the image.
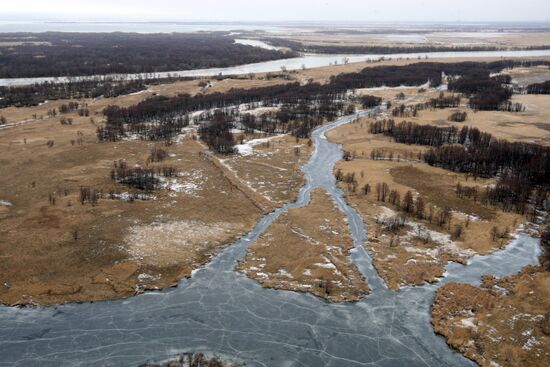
[459,317,478,331]
[234,134,286,156]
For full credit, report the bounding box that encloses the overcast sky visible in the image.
[2,0,550,22]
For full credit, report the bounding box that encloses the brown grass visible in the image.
[265,31,550,49]
[432,267,550,367]
[238,188,369,302]
[326,114,524,290]
[400,94,550,146]
[0,93,311,305]
[0,119,265,305]
[222,134,312,205]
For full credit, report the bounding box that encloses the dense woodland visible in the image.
[369,120,550,215]
[98,60,550,149]
[260,38,550,55]
[101,81,355,144]
[198,110,236,154]
[106,60,549,124]
[448,72,520,111]
[0,78,149,108]
[0,33,296,78]
[526,80,550,94]
[332,60,550,91]
[390,93,462,118]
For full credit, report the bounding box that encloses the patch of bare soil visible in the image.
[432,267,550,367]
[326,113,523,290]
[237,188,369,302]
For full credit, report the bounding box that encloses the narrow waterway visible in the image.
[2,48,550,87]
[0,111,541,366]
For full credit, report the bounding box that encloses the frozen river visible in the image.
[2,48,550,87]
[0,110,541,366]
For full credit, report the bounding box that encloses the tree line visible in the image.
[102,81,355,143]
[390,93,461,118]
[260,37,550,55]
[369,120,550,214]
[98,60,550,149]
[0,78,148,108]
[103,60,550,126]
[447,70,525,111]
[334,170,462,238]
[198,110,236,154]
[526,80,550,94]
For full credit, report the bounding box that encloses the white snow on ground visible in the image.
[376,205,398,220]
[128,90,147,96]
[511,313,532,322]
[174,127,197,143]
[451,210,481,222]
[315,262,337,270]
[0,200,12,207]
[234,39,283,51]
[404,220,476,258]
[276,269,293,278]
[239,106,280,116]
[0,117,47,130]
[166,180,199,194]
[356,82,431,93]
[158,169,205,197]
[459,317,478,331]
[522,336,541,350]
[137,273,160,282]
[234,134,286,156]
[125,220,236,266]
[373,205,472,259]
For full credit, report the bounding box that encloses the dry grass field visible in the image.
[262,31,550,49]
[1,57,549,306]
[326,82,550,365]
[0,78,309,305]
[238,188,369,302]
[399,94,550,146]
[0,114,265,304]
[327,115,524,290]
[221,134,312,205]
[432,267,550,367]
[0,78,291,128]
[298,55,550,86]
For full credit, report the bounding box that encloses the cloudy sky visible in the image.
[2,0,550,22]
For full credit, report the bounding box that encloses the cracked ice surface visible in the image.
[0,110,541,367]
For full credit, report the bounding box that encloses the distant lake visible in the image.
[2,20,549,34]
[0,21,301,33]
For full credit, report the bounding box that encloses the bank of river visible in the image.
[2,48,550,86]
[0,110,541,366]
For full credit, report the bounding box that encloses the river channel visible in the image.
[0,110,541,366]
